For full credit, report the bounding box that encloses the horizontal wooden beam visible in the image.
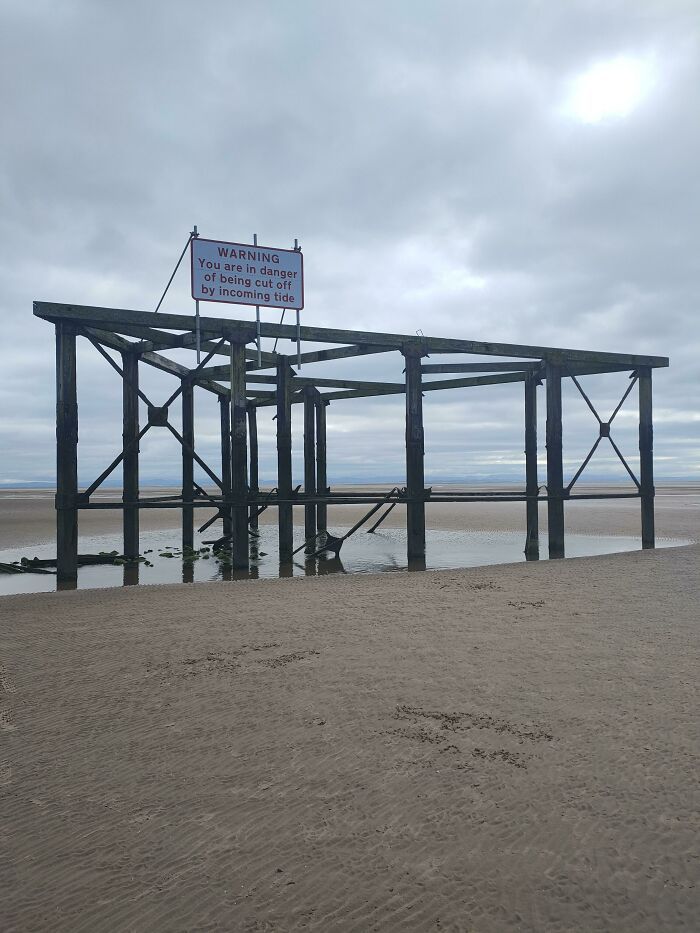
[422,361,540,374]
[34,302,669,368]
[250,370,529,406]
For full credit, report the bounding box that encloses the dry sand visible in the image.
[1,490,699,931]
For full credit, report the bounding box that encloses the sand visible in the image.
[1,490,699,931]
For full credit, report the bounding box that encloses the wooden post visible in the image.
[545,362,565,558]
[248,403,259,531]
[230,339,249,570]
[122,351,140,559]
[218,394,232,537]
[182,380,194,551]
[303,385,316,549]
[638,367,655,549]
[55,322,78,581]
[315,394,328,534]
[524,372,539,559]
[276,357,294,562]
[403,347,426,563]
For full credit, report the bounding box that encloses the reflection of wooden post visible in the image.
[524,373,539,559]
[56,322,78,581]
[545,362,564,559]
[219,394,232,537]
[276,357,293,562]
[182,380,194,551]
[230,339,249,570]
[403,347,426,562]
[315,394,328,534]
[122,351,140,559]
[638,367,655,549]
[303,386,316,549]
[248,404,259,531]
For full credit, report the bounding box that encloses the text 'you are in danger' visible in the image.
[191,238,304,310]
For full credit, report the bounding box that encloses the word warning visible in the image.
[191,237,304,310]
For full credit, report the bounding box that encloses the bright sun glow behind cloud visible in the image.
[564,55,657,123]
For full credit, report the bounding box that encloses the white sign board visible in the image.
[191,237,304,310]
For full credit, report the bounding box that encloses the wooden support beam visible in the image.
[247,404,259,531]
[403,348,426,564]
[524,373,539,560]
[218,395,232,537]
[85,327,229,396]
[422,362,540,374]
[276,357,294,562]
[545,363,565,559]
[35,303,670,368]
[638,367,655,549]
[55,322,78,581]
[122,351,140,559]
[315,392,328,534]
[250,370,532,407]
[182,381,194,551]
[303,386,316,549]
[230,340,249,570]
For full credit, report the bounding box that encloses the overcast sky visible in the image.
[1,0,698,490]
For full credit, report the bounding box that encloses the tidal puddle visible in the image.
[0,526,691,596]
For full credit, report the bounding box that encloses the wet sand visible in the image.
[1,489,699,931]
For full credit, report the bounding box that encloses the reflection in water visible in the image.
[123,563,140,586]
[0,525,689,596]
[407,557,427,573]
[317,555,345,575]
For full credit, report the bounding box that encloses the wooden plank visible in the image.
[247,343,392,371]
[35,303,670,368]
[55,322,78,581]
[182,381,194,551]
[545,363,565,558]
[230,340,249,570]
[315,392,328,534]
[122,351,140,559]
[638,367,655,548]
[303,386,316,548]
[276,357,294,562]
[404,349,426,563]
[524,373,539,559]
[422,362,540,374]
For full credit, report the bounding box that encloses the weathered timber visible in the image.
[303,386,317,549]
[638,367,655,548]
[422,362,540,374]
[230,340,249,570]
[524,373,539,559]
[250,371,531,407]
[403,348,426,562]
[545,363,565,559]
[276,357,294,562]
[315,392,328,534]
[248,404,259,530]
[219,395,232,536]
[182,381,194,551]
[34,303,669,368]
[56,322,79,580]
[122,351,140,559]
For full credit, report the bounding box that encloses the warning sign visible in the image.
[191,237,303,310]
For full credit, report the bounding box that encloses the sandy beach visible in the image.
[1,490,699,931]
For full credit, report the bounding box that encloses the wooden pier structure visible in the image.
[34,302,668,582]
